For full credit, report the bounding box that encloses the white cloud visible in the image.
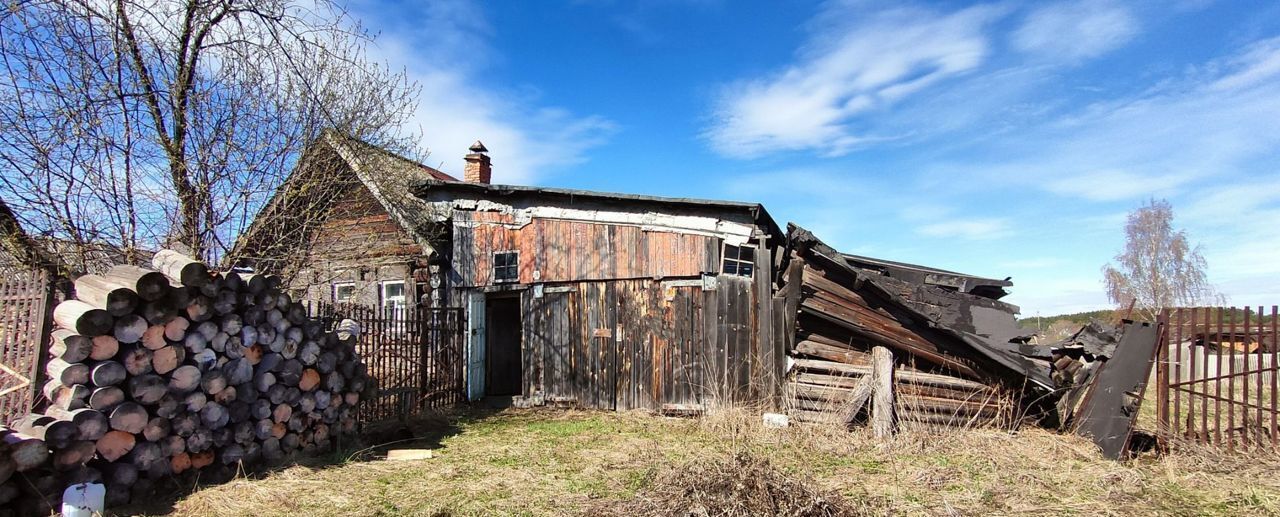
[704,3,1006,158]
[915,218,1013,240]
[1209,37,1280,92]
[354,0,615,184]
[1011,0,1138,61]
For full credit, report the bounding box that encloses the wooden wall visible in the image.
[290,181,428,306]
[311,181,423,261]
[451,211,720,287]
[519,276,760,411]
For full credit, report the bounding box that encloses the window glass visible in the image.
[721,243,755,278]
[381,281,406,312]
[494,251,519,282]
[334,283,355,303]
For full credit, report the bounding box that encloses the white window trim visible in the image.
[380,280,407,309]
[333,282,356,304]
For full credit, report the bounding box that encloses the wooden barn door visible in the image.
[525,290,570,402]
[653,284,706,410]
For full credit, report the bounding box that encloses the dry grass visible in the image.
[155,407,1280,516]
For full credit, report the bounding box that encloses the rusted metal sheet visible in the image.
[1073,320,1161,459]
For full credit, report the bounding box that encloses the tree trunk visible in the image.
[109,402,148,434]
[152,250,210,287]
[74,275,139,317]
[54,300,113,337]
[90,335,120,361]
[104,265,170,301]
[49,329,93,363]
[96,430,137,462]
[113,314,148,344]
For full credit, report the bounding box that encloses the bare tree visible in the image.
[0,0,421,268]
[1102,198,1217,320]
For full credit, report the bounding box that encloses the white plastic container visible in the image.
[62,482,105,517]
[762,412,790,428]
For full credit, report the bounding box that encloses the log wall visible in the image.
[290,181,431,308]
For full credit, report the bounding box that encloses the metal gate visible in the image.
[308,303,465,424]
[0,268,54,423]
[1155,306,1279,450]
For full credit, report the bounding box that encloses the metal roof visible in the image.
[413,179,783,239]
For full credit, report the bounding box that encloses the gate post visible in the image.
[1155,308,1171,448]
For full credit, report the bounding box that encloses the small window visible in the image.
[722,243,755,278]
[380,281,407,313]
[333,283,355,304]
[494,251,518,283]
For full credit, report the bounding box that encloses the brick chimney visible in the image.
[463,140,491,184]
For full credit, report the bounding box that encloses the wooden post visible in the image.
[871,346,895,439]
[839,375,873,427]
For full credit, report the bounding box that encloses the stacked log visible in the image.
[2,250,373,514]
[785,358,1006,430]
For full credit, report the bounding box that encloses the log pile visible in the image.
[2,250,372,514]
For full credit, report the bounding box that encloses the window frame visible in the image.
[333,282,356,304]
[721,242,756,278]
[380,280,407,312]
[493,250,519,284]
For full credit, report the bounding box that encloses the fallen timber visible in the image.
[777,224,1160,454]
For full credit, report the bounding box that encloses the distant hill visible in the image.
[1018,310,1115,329]
[1020,307,1277,329]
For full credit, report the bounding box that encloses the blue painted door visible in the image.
[467,292,486,401]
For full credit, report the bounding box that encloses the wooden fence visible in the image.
[0,268,54,424]
[306,302,465,424]
[1155,307,1279,450]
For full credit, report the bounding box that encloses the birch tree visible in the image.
[0,0,421,268]
[1102,198,1217,320]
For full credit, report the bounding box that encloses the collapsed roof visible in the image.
[781,224,1053,389]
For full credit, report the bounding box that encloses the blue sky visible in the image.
[347,0,1280,316]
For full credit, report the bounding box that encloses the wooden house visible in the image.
[235,134,786,411]
[231,131,457,313]
[234,134,1083,423]
[412,176,785,410]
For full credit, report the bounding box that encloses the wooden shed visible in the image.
[413,179,784,411]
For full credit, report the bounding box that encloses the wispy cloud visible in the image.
[704,3,1006,158]
[354,0,615,184]
[1011,0,1139,61]
[915,218,1014,240]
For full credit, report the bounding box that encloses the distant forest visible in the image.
[1020,307,1279,332]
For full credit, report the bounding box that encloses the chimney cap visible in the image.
[468,140,488,154]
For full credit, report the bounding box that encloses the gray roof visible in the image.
[320,132,456,246]
[412,179,783,240]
